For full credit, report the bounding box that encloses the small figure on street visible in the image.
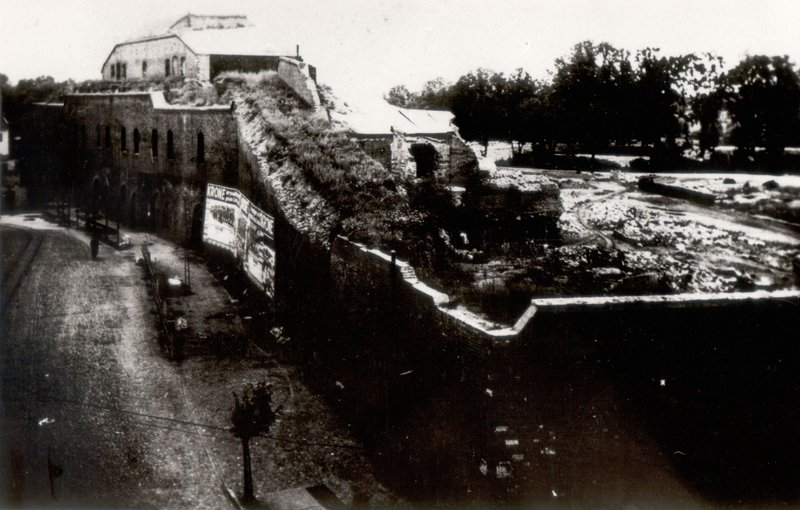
[90,232,100,259]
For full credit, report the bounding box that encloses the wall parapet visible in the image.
[277,57,322,111]
[331,234,800,354]
[63,91,232,113]
[332,236,522,351]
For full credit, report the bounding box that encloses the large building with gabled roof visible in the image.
[101,14,305,82]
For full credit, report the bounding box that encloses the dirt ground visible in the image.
[0,214,394,509]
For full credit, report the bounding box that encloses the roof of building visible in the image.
[168,14,251,33]
[333,99,455,136]
[178,27,292,57]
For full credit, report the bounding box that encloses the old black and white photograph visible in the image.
[2,0,800,508]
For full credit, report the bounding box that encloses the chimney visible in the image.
[296,44,300,58]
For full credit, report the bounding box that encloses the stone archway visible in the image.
[89,177,110,225]
[118,185,128,224]
[159,194,171,232]
[410,143,439,178]
[149,192,159,232]
[190,202,204,247]
[129,192,138,229]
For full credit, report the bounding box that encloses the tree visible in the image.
[384,79,453,110]
[450,69,504,156]
[384,84,412,108]
[722,55,800,163]
[415,77,452,110]
[679,53,726,158]
[551,41,628,160]
[631,48,686,153]
[495,69,535,155]
[230,382,277,503]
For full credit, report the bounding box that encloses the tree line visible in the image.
[385,41,800,168]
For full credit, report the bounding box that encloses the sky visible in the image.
[2,0,800,103]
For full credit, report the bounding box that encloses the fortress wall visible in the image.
[30,93,238,243]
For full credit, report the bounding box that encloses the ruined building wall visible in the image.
[359,131,478,183]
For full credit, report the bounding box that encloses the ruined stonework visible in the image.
[359,131,477,183]
[277,58,321,110]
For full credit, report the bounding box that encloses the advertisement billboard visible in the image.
[203,183,276,297]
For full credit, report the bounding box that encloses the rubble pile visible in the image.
[448,169,800,322]
[466,169,562,221]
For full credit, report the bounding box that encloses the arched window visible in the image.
[165,59,170,77]
[122,63,127,79]
[197,132,205,164]
[151,129,158,157]
[105,126,111,149]
[133,128,140,154]
[110,64,115,79]
[142,61,147,77]
[180,57,186,77]
[172,57,178,78]
[167,130,174,160]
[120,126,127,152]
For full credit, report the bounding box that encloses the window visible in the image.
[122,63,127,79]
[167,130,174,159]
[133,128,140,154]
[180,57,185,77]
[172,57,178,78]
[165,59,170,77]
[142,61,147,77]
[151,129,158,157]
[196,132,205,164]
[105,126,111,149]
[116,62,121,80]
[111,64,115,79]
[120,126,127,152]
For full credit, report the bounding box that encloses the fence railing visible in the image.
[141,244,175,359]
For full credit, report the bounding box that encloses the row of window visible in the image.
[92,125,204,164]
[165,56,186,78]
[110,62,127,79]
[109,56,186,80]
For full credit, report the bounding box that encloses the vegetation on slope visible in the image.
[225,72,433,259]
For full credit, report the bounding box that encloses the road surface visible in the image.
[1,224,233,508]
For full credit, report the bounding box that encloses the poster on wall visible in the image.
[235,192,249,259]
[203,183,241,254]
[243,201,276,297]
[203,182,277,298]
